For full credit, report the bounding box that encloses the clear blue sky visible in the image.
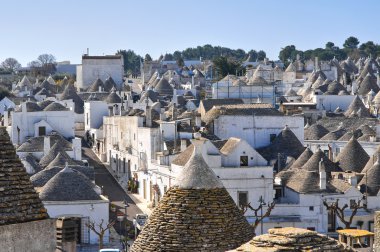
[1,0,379,66]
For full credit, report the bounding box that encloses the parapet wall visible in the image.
[0,219,56,252]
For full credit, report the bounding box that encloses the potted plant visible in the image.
[110,203,116,212]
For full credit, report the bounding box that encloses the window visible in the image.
[240,156,248,166]
[328,209,336,232]
[274,188,282,199]
[336,147,340,154]
[38,126,46,136]
[307,227,315,231]
[270,134,276,143]
[350,199,357,209]
[164,186,167,193]
[86,113,89,125]
[237,191,248,207]
[309,206,314,211]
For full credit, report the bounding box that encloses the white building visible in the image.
[39,166,110,245]
[76,55,124,91]
[202,103,304,149]
[5,101,75,145]
[0,97,16,115]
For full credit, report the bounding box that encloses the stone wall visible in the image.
[375,211,380,251]
[231,227,354,252]
[131,187,254,252]
[0,219,56,252]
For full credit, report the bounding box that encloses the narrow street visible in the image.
[78,133,143,243]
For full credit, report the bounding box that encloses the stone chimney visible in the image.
[172,106,177,120]
[72,137,82,161]
[195,114,201,127]
[172,89,178,104]
[43,136,50,156]
[319,158,326,190]
[146,106,152,127]
[108,106,113,116]
[113,104,119,115]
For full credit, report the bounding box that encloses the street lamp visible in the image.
[258,196,266,235]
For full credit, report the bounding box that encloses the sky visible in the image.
[1,0,379,66]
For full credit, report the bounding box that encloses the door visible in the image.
[38,126,46,136]
[123,158,126,173]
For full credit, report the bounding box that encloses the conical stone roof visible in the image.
[105,88,122,103]
[0,127,49,225]
[301,148,341,172]
[359,157,380,196]
[87,78,104,92]
[304,124,329,140]
[131,140,254,252]
[30,165,94,187]
[336,137,369,172]
[39,166,100,201]
[39,142,65,167]
[104,76,116,92]
[248,75,269,85]
[357,73,379,95]
[344,96,371,118]
[46,151,77,169]
[258,126,305,163]
[290,148,313,169]
[60,83,84,114]
[320,128,346,141]
[154,78,173,96]
[18,75,32,87]
[285,62,296,72]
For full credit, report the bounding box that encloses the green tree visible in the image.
[246,50,258,61]
[279,45,296,63]
[325,42,335,50]
[173,51,182,60]
[343,36,360,49]
[176,57,184,67]
[257,50,266,61]
[144,54,152,62]
[359,41,377,57]
[116,49,143,76]
[0,58,21,73]
[212,56,243,79]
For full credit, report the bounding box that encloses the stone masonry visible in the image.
[131,187,254,252]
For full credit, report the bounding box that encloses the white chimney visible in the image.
[172,89,178,104]
[195,114,201,127]
[349,176,358,186]
[180,139,187,152]
[43,136,50,156]
[72,137,82,161]
[319,158,326,190]
[146,106,152,127]
[108,106,113,116]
